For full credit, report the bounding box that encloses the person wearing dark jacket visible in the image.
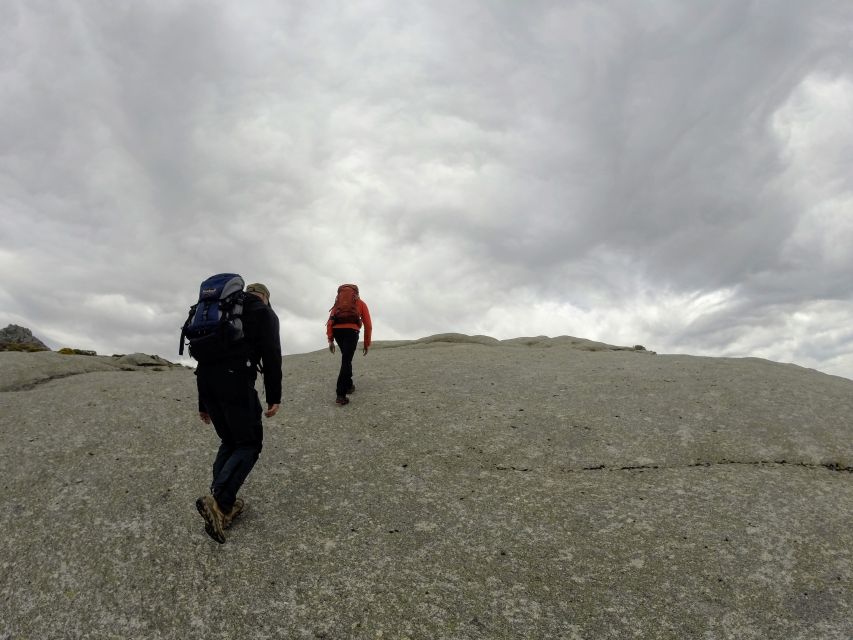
[195,282,281,544]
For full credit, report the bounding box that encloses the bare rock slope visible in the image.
[1,335,851,639]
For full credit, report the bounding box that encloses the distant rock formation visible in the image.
[371,333,655,353]
[0,324,50,352]
[113,353,174,368]
[58,348,97,356]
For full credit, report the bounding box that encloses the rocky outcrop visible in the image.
[113,353,174,368]
[0,324,49,352]
[0,350,180,391]
[371,333,654,351]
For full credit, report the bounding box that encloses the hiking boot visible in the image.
[336,395,350,405]
[195,495,226,544]
[346,384,356,394]
[223,498,244,529]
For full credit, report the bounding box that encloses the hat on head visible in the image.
[246,283,270,299]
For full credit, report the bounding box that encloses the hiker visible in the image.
[326,283,372,405]
[191,280,282,543]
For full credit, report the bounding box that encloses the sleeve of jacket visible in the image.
[326,317,333,342]
[259,308,283,405]
[359,300,372,348]
[195,369,206,412]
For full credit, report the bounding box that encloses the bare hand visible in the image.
[265,403,280,418]
[363,346,369,356]
[199,412,211,424]
[329,342,336,354]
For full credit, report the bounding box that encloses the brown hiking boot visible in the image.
[346,384,356,394]
[336,396,349,405]
[222,498,244,529]
[195,495,226,544]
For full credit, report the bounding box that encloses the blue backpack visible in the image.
[179,273,247,362]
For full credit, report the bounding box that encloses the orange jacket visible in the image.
[327,299,372,348]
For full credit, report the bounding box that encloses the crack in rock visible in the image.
[564,460,853,474]
[1,368,136,392]
[487,461,853,474]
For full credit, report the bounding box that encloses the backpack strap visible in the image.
[178,306,196,356]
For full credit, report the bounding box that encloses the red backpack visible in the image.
[329,284,361,325]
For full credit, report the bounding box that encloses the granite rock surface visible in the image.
[1,335,851,639]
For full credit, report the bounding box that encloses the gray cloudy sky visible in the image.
[3,1,853,379]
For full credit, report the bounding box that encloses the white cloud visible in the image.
[2,1,853,379]
[774,73,853,273]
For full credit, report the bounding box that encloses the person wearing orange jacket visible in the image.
[326,284,372,405]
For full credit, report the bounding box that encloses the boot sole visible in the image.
[196,497,226,544]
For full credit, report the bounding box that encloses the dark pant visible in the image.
[333,328,360,397]
[196,362,263,512]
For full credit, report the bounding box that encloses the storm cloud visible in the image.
[2,0,852,377]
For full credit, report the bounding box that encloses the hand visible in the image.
[329,342,335,354]
[265,403,280,418]
[199,412,211,424]
[363,345,369,356]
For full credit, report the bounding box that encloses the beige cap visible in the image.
[246,283,270,299]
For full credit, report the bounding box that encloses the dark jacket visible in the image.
[241,294,282,405]
[197,294,282,410]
